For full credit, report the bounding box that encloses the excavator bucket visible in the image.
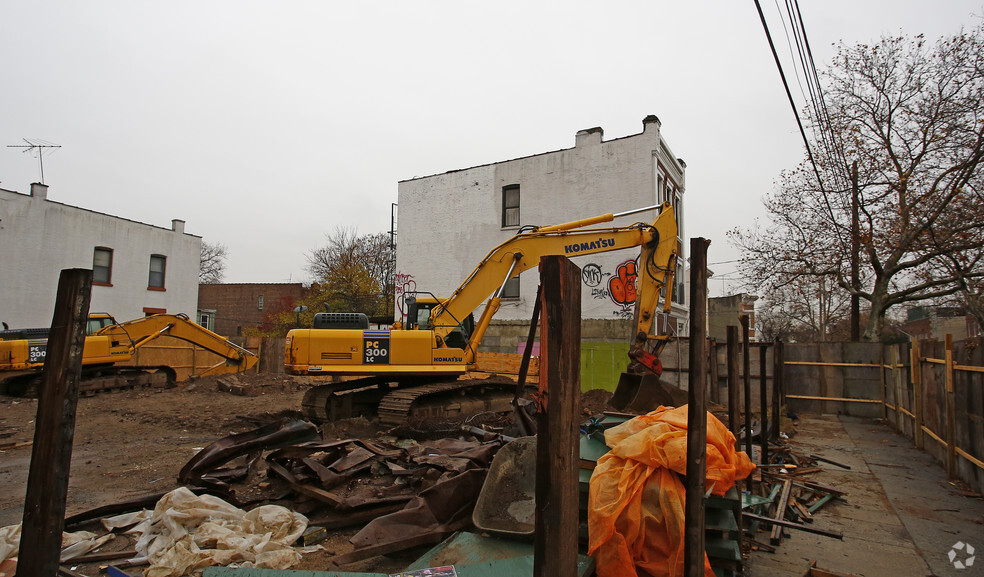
[611,373,689,412]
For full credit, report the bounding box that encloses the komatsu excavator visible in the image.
[0,313,258,395]
[285,202,679,425]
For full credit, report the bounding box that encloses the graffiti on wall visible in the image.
[578,258,640,319]
[394,272,416,317]
[608,259,639,306]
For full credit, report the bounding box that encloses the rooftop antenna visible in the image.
[7,138,61,184]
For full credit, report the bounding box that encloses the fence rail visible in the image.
[771,336,983,493]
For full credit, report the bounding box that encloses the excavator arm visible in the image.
[429,202,678,365]
[96,313,258,375]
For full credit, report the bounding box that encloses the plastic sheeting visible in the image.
[588,405,755,577]
[128,487,311,577]
[0,524,110,562]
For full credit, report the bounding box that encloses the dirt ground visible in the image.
[0,374,618,574]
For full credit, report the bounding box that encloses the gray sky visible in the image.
[3,1,981,296]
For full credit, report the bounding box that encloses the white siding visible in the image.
[396,117,688,330]
[0,184,201,328]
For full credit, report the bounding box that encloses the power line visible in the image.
[752,0,850,241]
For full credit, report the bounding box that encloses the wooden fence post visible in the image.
[534,256,580,577]
[727,326,740,439]
[684,238,710,577]
[892,346,902,432]
[944,334,957,479]
[709,339,720,405]
[879,345,889,425]
[911,337,924,449]
[771,340,782,441]
[740,316,753,485]
[18,269,92,577]
[760,345,769,467]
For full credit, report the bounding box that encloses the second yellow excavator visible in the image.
[0,313,258,395]
[285,202,679,425]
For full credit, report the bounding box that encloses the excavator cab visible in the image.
[406,296,475,350]
[86,313,117,335]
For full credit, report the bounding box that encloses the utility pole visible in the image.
[850,161,860,341]
[7,138,61,184]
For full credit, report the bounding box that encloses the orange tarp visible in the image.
[588,405,755,577]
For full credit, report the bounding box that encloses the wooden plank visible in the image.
[19,269,93,577]
[922,425,948,448]
[955,446,984,472]
[954,364,984,373]
[770,479,792,545]
[784,361,885,368]
[786,395,882,404]
[945,335,957,478]
[475,351,541,377]
[534,256,580,577]
[683,238,710,577]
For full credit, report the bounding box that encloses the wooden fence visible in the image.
[660,335,984,493]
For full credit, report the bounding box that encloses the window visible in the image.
[502,185,520,227]
[501,275,520,299]
[93,247,113,285]
[672,260,685,305]
[198,310,215,331]
[257,295,264,310]
[148,255,166,289]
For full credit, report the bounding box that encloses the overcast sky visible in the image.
[2,1,981,296]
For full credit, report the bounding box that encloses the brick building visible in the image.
[197,283,305,336]
[708,294,758,341]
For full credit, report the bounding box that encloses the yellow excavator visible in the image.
[0,313,258,395]
[285,202,679,424]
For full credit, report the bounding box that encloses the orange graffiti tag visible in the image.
[608,259,638,305]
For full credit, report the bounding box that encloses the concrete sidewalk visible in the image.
[746,415,984,577]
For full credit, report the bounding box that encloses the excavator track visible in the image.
[377,377,516,426]
[301,376,518,427]
[1,365,176,397]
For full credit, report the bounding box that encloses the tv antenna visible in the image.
[7,138,62,184]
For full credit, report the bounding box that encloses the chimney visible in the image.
[172,219,185,234]
[30,183,48,200]
[575,126,604,147]
[643,115,661,132]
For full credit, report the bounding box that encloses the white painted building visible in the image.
[0,183,201,328]
[396,115,688,338]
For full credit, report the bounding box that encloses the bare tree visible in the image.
[732,27,984,341]
[199,241,228,284]
[306,228,395,317]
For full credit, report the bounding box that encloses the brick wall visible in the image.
[198,283,305,337]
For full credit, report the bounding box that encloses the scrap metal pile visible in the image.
[0,416,512,576]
